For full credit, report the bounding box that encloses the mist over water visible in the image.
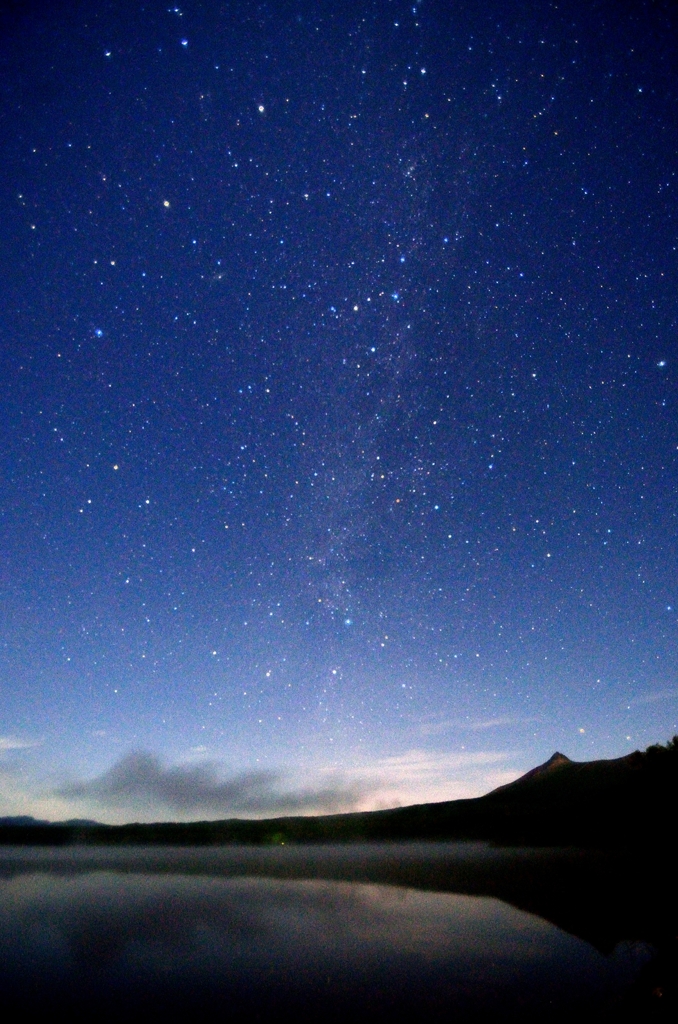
[0,844,647,1019]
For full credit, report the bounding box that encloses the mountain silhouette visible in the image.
[1,737,676,849]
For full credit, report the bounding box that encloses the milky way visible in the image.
[0,0,676,821]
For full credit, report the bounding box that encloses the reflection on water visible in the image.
[0,844,660,1019]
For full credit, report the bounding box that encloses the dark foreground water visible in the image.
[0,843,671,1020]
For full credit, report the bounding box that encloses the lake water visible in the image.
[0,843,657,1019]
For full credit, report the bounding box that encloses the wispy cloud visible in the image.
[418,716,538,737]
[626,690,677,707]
[60,751,367,819]
[370,748,507,778]
[340,748,521,808]
[469,717,537,731]
[0,736,40,751]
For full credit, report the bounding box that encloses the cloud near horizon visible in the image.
[60,751,368,819]
[0,747,521,823]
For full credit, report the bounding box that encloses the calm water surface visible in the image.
[0,844,652,1020]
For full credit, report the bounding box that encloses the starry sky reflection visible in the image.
[0,0,676,821]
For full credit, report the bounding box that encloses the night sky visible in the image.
[1,0,677,823]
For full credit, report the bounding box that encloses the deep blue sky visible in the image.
[1,0,676,821]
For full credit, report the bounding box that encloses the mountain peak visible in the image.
[512,751,573,784]
[543,752,572,767]
[486,751,573,797]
